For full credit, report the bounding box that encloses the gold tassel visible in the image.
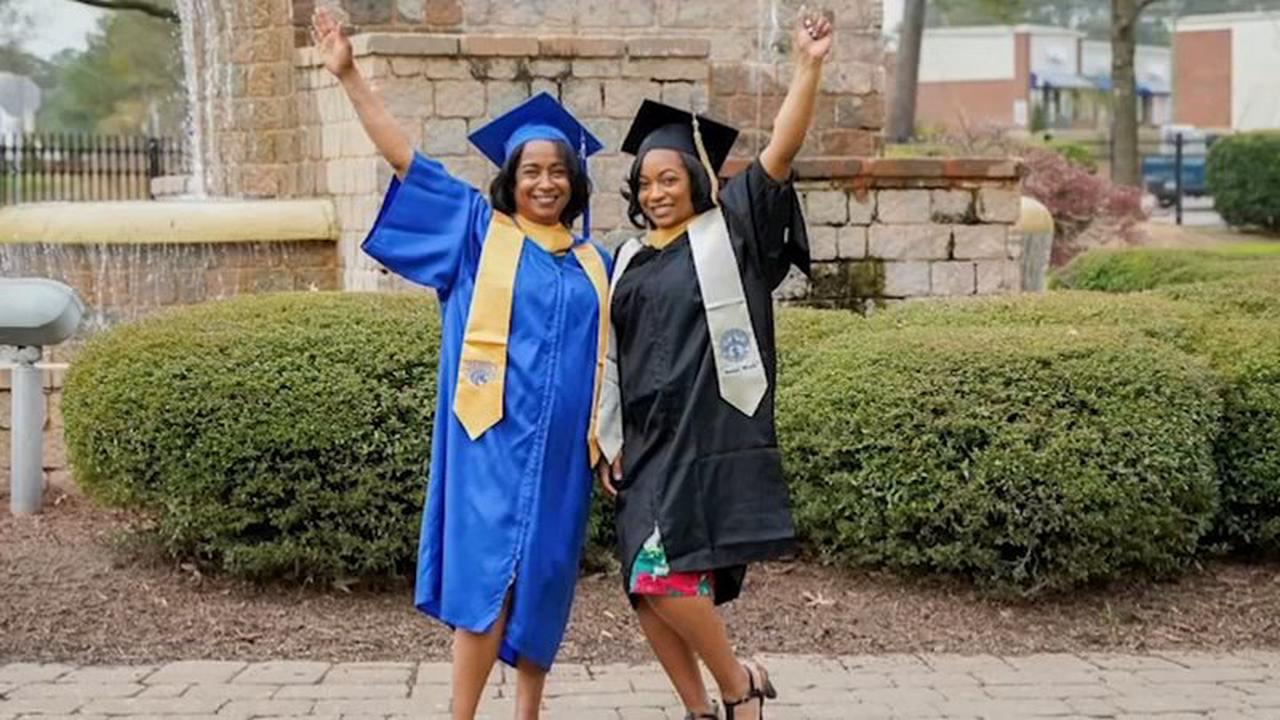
[691,114,720,207]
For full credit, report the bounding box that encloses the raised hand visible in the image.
[311,6,354,78]
[795,6,834,64]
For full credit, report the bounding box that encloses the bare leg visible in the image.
[645,596,759,719]
[513,658,547,720]
[636,598,715,715]
[451,599,510,720]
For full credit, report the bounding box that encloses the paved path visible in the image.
[2,652,1279,719]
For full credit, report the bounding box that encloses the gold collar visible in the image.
[512,214,574,254]
[645,218,693,250]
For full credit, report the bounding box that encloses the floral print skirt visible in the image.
[628,527,715,598]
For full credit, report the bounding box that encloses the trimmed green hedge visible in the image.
[775,306,866,376]
[1207,131,1280,232]
[778,326,1222,594]
[1183,319,1280,552]
[868,290,1211,350]
[868,279,1280,555]
[1156,275,1280,321]
[64,293,440,580]
[63,261,1280,587]
[1052,244,1280,293]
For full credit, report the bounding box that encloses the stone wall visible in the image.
[293,24,888,290]
[290,0,885,157]
[194,0,1033,309]
[203,0,883,202]
[769,157,1025,310]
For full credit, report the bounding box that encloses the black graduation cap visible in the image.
[620,100,740,175]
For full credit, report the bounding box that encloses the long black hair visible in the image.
[621,150,716,229]
[488,140,591,228]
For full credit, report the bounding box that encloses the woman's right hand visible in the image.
[596,455,623,497]
[311,7,354,78]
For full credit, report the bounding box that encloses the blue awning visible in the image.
[1031,71,1096,90]
[1089,75,1171,96]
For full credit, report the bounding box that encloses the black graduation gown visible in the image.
[611,159,811,605]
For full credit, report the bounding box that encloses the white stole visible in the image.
[595,209,768,465]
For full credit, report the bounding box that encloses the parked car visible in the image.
[1141,125,1220,207]
[1142,154,1207,207]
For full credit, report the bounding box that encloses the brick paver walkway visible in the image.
[2,652,1278,719]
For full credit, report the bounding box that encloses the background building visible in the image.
[1174,11,1280,131]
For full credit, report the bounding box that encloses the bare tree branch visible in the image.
[63,0,180,24]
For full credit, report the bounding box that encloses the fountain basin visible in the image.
[0,199,340,360]
[0,199,336,245]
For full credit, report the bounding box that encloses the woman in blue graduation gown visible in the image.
[312,9,610,720]
[594,10,833,720]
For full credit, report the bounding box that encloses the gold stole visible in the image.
[453,212,610,466]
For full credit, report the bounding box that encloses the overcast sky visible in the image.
[14,0,107,60]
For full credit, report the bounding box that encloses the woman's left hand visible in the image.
[795,6,834,63]
[596,455,622,497]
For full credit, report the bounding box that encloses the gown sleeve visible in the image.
[361,152,491,298]
[717,159,811,289]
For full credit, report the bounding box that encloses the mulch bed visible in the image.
[3,492,1279,664]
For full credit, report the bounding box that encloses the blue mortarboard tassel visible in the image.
[580,129,591,241]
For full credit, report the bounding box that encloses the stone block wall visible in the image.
[757,157,1025,310]
[296,33,724,289]
[199,0,882,203]
[290,0,885,159]
[1,240,340,361]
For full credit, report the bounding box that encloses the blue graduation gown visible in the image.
[362,152,609,669]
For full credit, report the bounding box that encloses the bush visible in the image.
[777,325,1222,594]
[861,274,1280,559]
[1053,245,1280,293]
[1207,131,1280,232]
[1045,140,1098,173]
[775,306,866,378]
[1182,320,1280,552]
[1157,275,1280,321]
[1021,148,1146,265]
[868,290,1210,350]
[64,293,441,581]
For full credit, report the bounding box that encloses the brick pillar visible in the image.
[187,0,300,198]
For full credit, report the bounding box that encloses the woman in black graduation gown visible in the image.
[593,10,834,720]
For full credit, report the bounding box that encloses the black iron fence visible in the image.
[0,134,188,206]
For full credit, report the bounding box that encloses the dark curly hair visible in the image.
[621,150,716,229]
[489,140,591,228]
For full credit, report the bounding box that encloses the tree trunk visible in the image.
[1110,0,1143,187]
[888,0,927,143]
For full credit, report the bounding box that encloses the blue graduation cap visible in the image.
[469,92,603,167]
[469,93,604,239]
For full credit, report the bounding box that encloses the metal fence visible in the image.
[0,134,188,206]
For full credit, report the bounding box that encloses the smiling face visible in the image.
[637,149,698,230]
[512,140,572,225]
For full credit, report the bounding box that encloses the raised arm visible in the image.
[311,7,413,178]
[759,8,834,182]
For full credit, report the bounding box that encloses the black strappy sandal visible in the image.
[684,699,720,719]
[723,662,777,720]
